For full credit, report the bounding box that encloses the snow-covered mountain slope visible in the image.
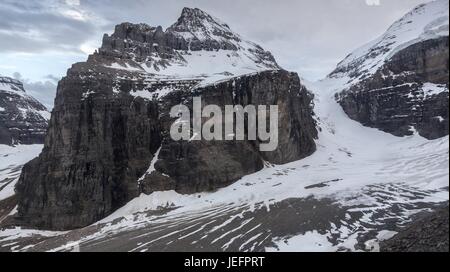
[330,0,449,139]
[0,76,50,145]
[0,145,43,202]
[329,0,449,85]
[95,7,279,87]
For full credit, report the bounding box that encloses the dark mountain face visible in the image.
[15,8,317,230]
[336,37,449,139]
[0,77,49,145]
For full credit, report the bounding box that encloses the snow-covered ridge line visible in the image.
[329,0,449,83]
[0,77,25,94]
[0,78,51,121]
[102,48,277,79]
[0,77,23,88]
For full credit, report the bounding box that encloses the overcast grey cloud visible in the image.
[0,0,98,53]
[0,0,430,107]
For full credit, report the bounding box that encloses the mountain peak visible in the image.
[180,7,209,18]
[97,7,279,80]
[329,0,449,83]
[177,7,230,29]
[168,7,238,43]
[0,76,25,93]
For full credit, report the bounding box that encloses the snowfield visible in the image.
[0,145,43,201]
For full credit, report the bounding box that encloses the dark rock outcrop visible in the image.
[140,70,317,195]
[380,205,449,252]
[15,8,317,230]
[0,77,49,145]
[336,37,449,139]
[0,195,17,226]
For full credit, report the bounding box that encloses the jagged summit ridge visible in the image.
[95,7,279,81]
[167,7,240,45]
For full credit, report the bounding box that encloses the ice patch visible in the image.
[422,82,448,97]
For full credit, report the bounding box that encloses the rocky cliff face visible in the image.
[331,0,449,139]
[337,37,449,139]
[0,76,49,145]
[16,8,317,230]
[139,70,317,195]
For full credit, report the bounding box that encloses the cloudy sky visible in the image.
[0,0,429,108]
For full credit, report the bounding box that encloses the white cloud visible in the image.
[80,43,97,55]
[65,0,81,6]
[61,9,87,21]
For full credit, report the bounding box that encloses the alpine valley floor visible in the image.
[0,76,448,252]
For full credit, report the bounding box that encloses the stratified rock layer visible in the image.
[140,70,317,195]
